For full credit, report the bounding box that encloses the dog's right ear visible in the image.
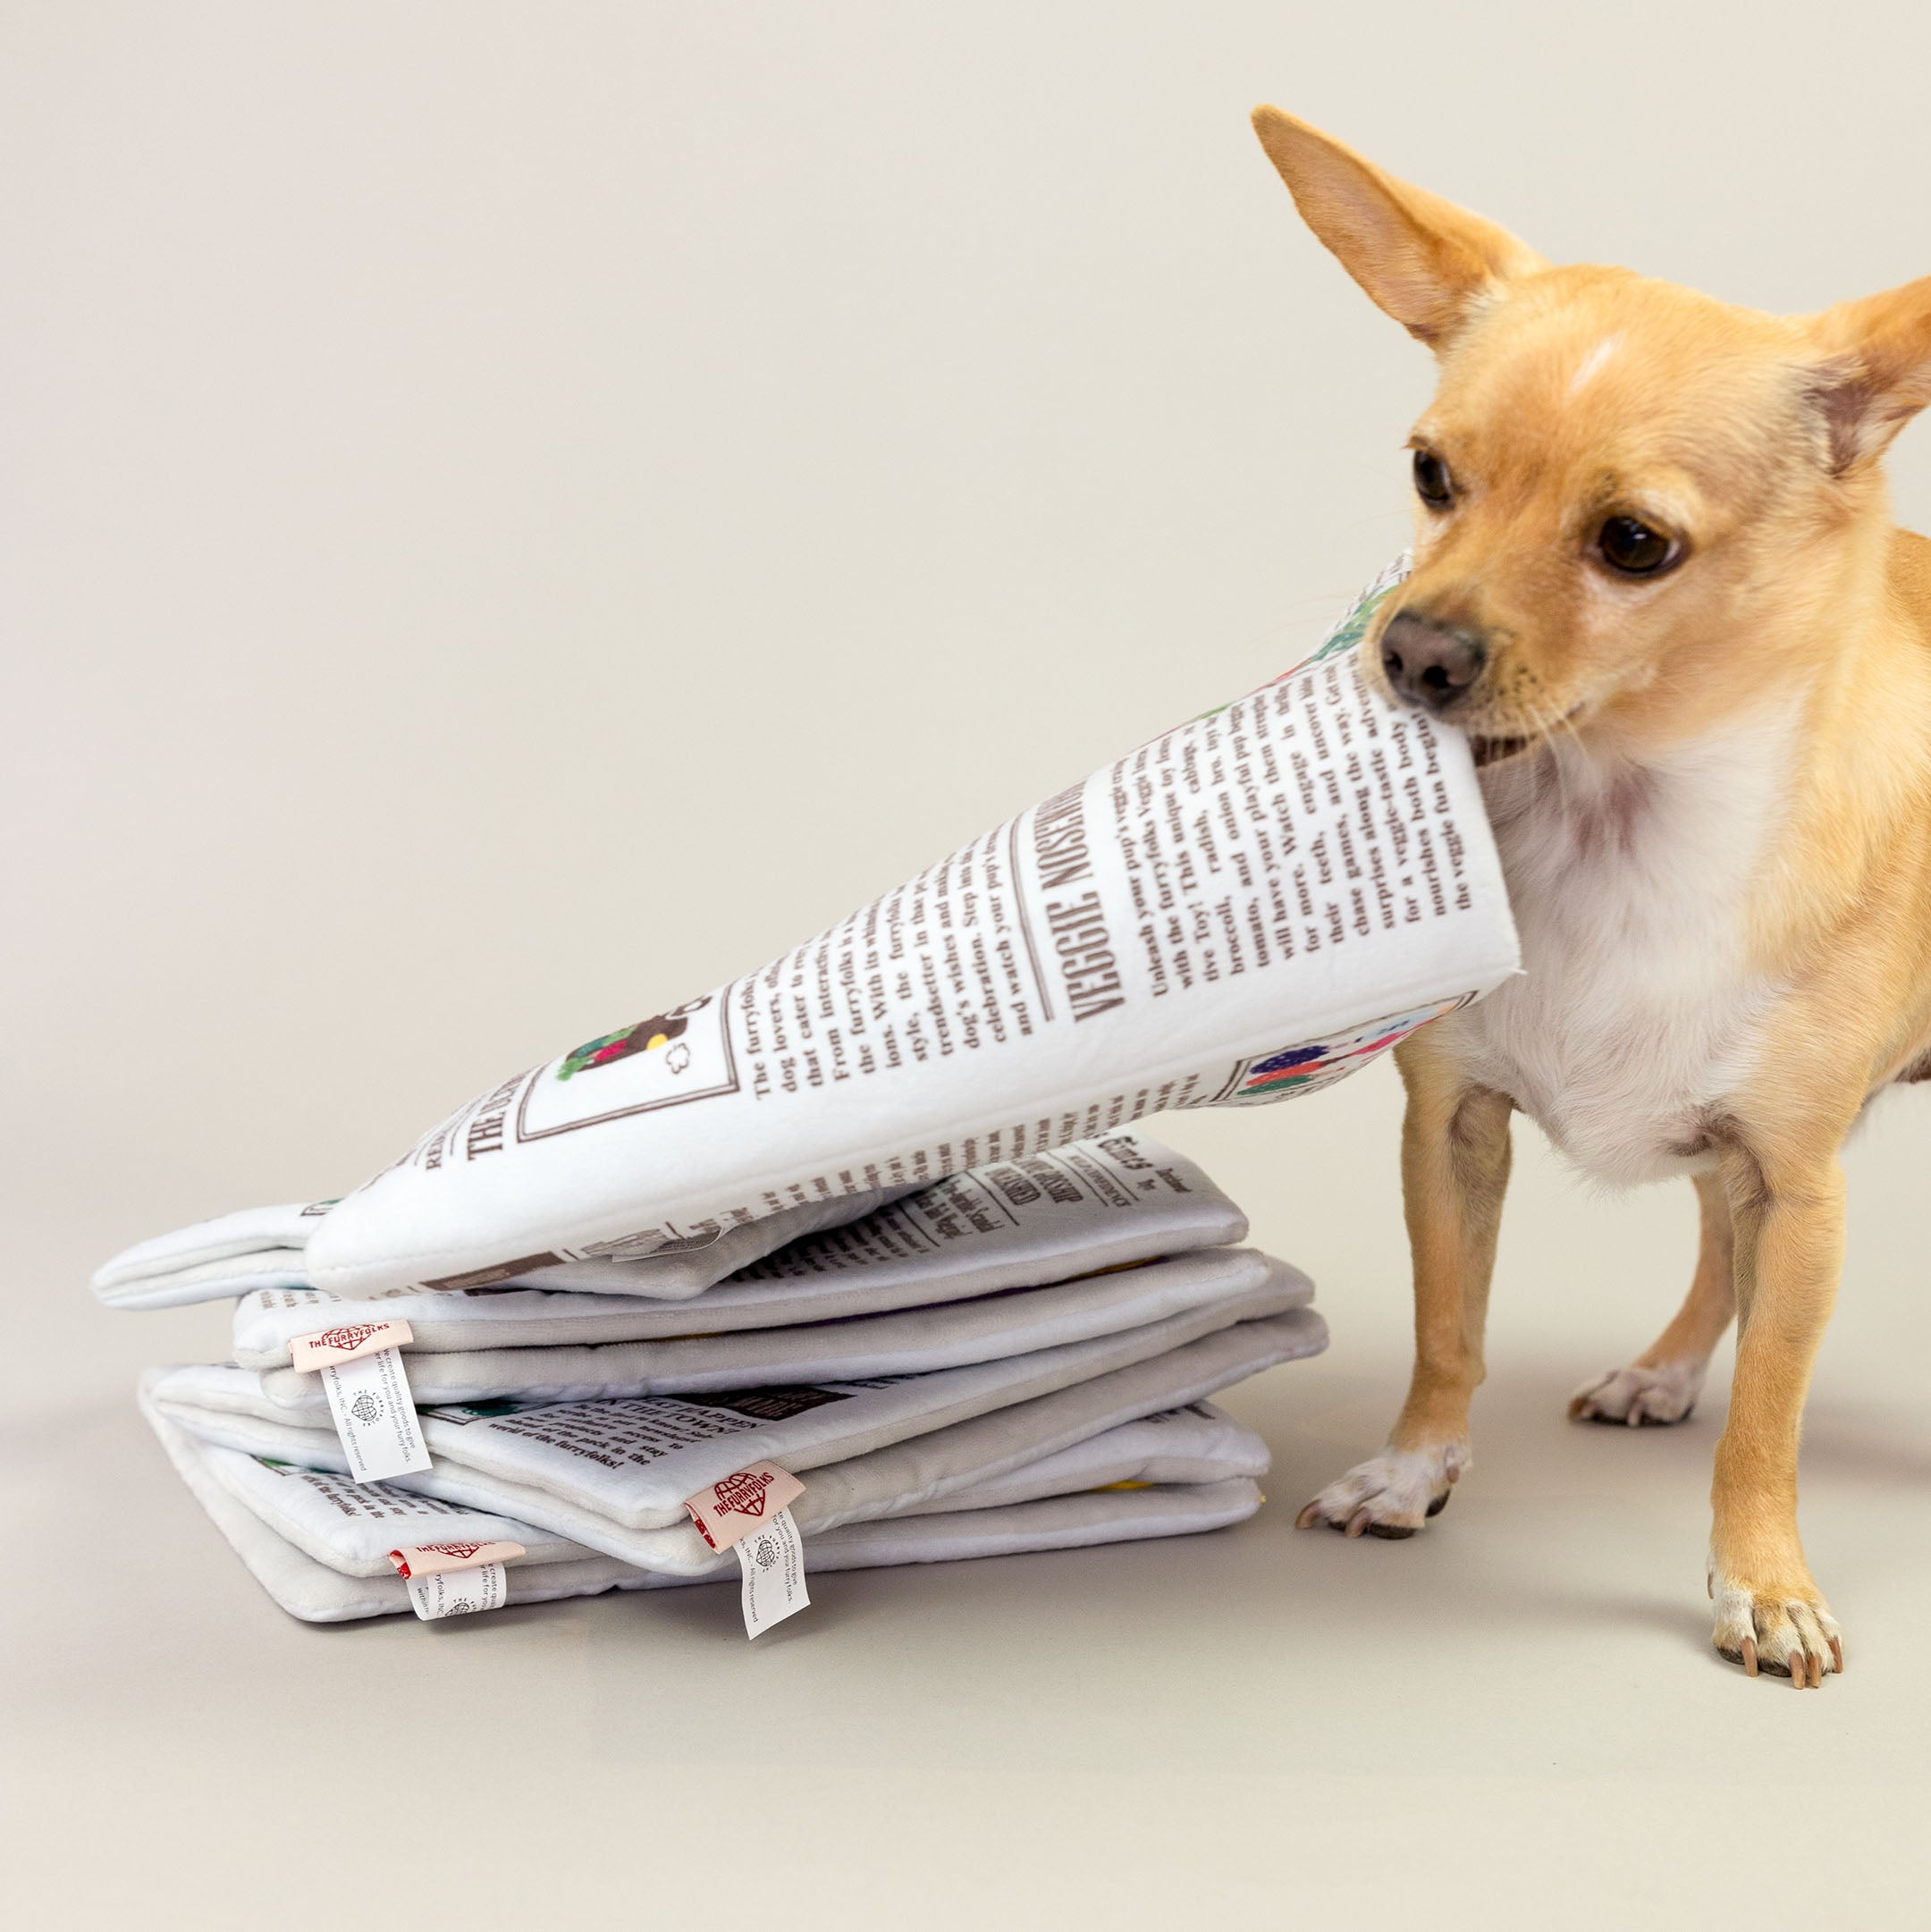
[1250,107,1544,349]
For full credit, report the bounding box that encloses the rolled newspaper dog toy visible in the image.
[122,560,1520,1303]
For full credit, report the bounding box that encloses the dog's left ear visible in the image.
[1250,106,1545,349]
[1804,276,1931,474]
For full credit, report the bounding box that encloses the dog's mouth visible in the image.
[1469,733,1532,769]
[1465,704,1589,769]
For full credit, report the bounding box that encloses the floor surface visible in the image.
[9,1083,1926,1930]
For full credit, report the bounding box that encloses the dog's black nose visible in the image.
[1379,611,1487,713]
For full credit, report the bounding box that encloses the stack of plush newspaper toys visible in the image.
[97,1132,1326,1634]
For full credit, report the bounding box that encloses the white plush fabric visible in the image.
[95,1132,1238,1315]
[154,1262,1308,1521]
[215,1131,1245,1358]
[195,1441,586,1575]
[243,1247,1299,1413]
[148,1303,1320,1573]
[173,1394,1264,1579]
[93,1202,326,1310]
[92,1181,916,1312]
[146,1394,1266,1624]
[913,1403,1268,1513]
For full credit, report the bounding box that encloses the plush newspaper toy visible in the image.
[97,559,1518,1309]
[125,1133,1326,1633]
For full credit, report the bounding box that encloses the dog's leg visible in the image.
[1297,1041,1512,1538]
[1707,1139,1844,1685]
[1568,1170,1736,1426]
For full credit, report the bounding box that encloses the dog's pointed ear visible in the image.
[1250,107,1544,349]
[1803,277,1931,474]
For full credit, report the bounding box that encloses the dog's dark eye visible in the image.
[1412,449,1454,509]
[1598,515,1674,576]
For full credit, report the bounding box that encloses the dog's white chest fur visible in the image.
[1439,707,1797,1185]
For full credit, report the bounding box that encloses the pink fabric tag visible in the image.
[684,1463,805,1552]
[387,1540,526,1580]
[288,1320,415,1371]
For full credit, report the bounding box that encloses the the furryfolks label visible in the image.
[684,1462,805,1553]
[288,1320,414,1371]
[320,1346,432,1484]
[388,1540,525,1580]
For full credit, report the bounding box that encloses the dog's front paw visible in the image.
[1568,1358,1706,1426]
[1710,1570,1843,1688]
[1294,1443,1465,1540]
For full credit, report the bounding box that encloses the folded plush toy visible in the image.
[146,1300,1318,1571]
[231,1247,1296,1413]
[148,1392,1267,1624]
[194,1397,1269,1580]
[97,1129,1241,1316]
[98,562,1517,1309]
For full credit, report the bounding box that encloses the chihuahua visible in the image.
[1252,107,1931,1685]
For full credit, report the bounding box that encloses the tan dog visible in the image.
[1252,106,1931,1685]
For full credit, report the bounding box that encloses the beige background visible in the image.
[5,4,1930,1925]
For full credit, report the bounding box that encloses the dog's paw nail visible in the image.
[1425,1490,1450,1517]
[1294,1501,1323,1531]
[1717,1584,1844,1686]
[1344,1507,1371,1539]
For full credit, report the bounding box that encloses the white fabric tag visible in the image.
[405,1561,508,1620]
[319,1346,431,1483]
[735,1506,808,1638]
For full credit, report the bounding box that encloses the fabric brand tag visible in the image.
[320,1346,432,1483]
[684,1461,805,1553]
[287,1319,414,1371]
[388,1540,525,1580]
[405,1562,508,1620]
[735,1506,808,1638]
